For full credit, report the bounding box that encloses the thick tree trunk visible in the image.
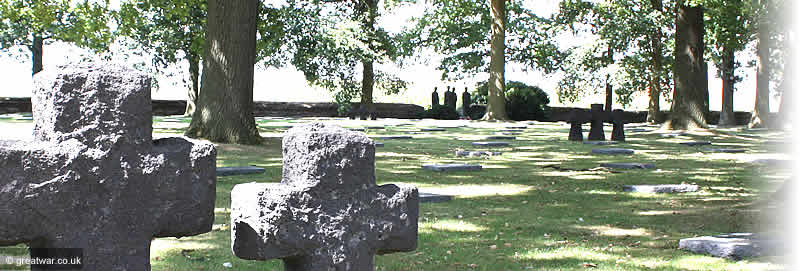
[749,20,771,128]
[357,0,378,117]
[647,0,664,123]
[184,52,201,116]
[718,48,736,127]
[664,3,708,130]
[31,35,43,76]
[360,60,375,114]
[186,0,262,145]
[484,0,508,121]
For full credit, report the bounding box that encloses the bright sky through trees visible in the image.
[0,0,780,112]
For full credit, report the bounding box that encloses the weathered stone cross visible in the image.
[231,123,418,271]
[0,64,217,270]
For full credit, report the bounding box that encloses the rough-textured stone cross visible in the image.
[567,108,590,141]
[609,109,627,141]
[231,123,418,271]
[0,63,217,270]
[588,104,608,141]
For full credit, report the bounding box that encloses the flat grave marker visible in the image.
[601,163,655,169]
[623,184,699,193]
[472,142,510,147]
[583,141,618,145]
[419,193,453,203]
[456,151,502,157]
[592,148,635,155]
[422,164,483,172]
[703,148,746,153]
[485,136,516,140]
[420,128,447,132]
[681,141,712,146]
[679,233,778,260]
[374,135,413,140]
[217,166,266,176]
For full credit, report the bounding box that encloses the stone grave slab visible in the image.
[703,148,746,153]
[456,151,502,157]
[349,128,366,132]
[419,193,453,203]
[485,136,516,140]
[749,159,790,167]
[365,126,385,130]
[623,184,699,193]
[231,123,418,270]
[472,142,510,147]
[500,129,524,132]
[679,233,777,260]
[592,148,635,155]
[681,141,712,146]
[422,164,483,172]
[0,63,217,270]
[626,128,649,133]
[661,132,687,138]
[217,166,266,176]
[505,126,528,129]
[583,141,618,145]
[501,132,521,136]
[375,142,385,147]
[601,163,655,169]
[374,135,413,140]
[421,128,446,132]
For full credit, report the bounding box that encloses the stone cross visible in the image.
[0,64,217,270]
[609,109,627,141]
[567,108,589,141]
[231,123,418,271]
[588,104,608,141]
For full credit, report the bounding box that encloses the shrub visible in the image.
[473,81,551,121]
[418,104,459,120]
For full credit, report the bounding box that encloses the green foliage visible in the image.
[117,0,206,70]
[474,81,551,121]
[552,0,675,107]
[260,0,409,107]
[704,0,753,83]
[419,104,459,120]
[403,1,563,81]
[0,0,113,57]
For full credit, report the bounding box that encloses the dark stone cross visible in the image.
[0,64,217,270]
[567,108,590,141]
[588,103,608,141]
[609,109,627,141]
[231,123,419,271]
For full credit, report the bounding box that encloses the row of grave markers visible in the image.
[0,64,774,270]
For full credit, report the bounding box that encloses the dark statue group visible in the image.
[568,103,627,142]
[432,86,472,117]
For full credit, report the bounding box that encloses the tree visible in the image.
[405,1,560,121]
[552,0,673,118]
[0,0,113,75]
[117,0,206,116]
[749,0,776,128]
[705,0,752,127]
[185,0,262,145]
[260,0,407,116]
[485,0,508,120]
[664,1,708,130]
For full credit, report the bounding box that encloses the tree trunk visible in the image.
[186,0,262,145]
[360,60,375,114]
[31,35,43,76]
[605,46,614,112]
[483,0,508,121]
[647,0,664,123]
[664,3,708,130]
[358,0,377,116]
[718,48,736,127]
[749,17,771,128]
[184,52,201,116]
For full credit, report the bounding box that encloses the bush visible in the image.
[418,104,459,120]
[473,81,551,121]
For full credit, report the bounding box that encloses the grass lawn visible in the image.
[0,116,790,270]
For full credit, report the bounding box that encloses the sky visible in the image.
[0,0,782,112]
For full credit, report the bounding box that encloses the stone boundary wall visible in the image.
[0,97,762,124]
[0,98,425,119]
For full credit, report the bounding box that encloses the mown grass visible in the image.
[0,115,789,270]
